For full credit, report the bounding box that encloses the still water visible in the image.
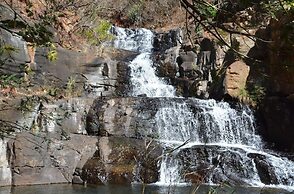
[0,184,292,194]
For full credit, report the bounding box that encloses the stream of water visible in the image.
[111,26,294,192]
[0,184,292,194]
[2,26,292,194]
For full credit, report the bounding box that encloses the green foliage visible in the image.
[46,43,58,62]
[18,95,40,112]
[47,87,59,97]
[260,0,294,19]
[80,20,114,45]
[0,43,19,66]
[194,25,203,36]
[65,76,76,96]
[239,87,249,98]
[248,85,266,103]
[239,85,266,103]
[0,44,18,57]
[19,23,53,46]
[0,74,22,88]
[127,3,143,23]
[198,2,217,20]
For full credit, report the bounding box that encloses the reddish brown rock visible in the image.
[223,60,250,99]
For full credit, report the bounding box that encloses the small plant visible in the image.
[19,23,54,46]
[0,44,19,58]
[46,42,58,62]
[0,43,19,66]
[127,3,142,24]
[239,87,249,98]
[239,85,266,104]
[80,20,114,45]
[0,74,22,88]
[47,87,59,97]
[197,1,217,21]
[248,85,266,103]
[65,76,76,97]
[18,95,40,112]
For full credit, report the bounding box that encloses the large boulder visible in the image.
[0,25,133,98]
[246,12,294,151]
[267,15,294,96]
[81,136,162,184]
[8,132,97,186]
[153,29,182,52]
[154,46,180,79]
[38,98,94,135]
[86,97,161,137]
[170,145,284,186]
[223,61,250,99]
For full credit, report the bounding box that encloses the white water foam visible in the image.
[112,26,294,190]
[111,26,175,97]
[129,53,175,97]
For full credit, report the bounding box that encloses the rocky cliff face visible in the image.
[246,12,294,151]
[1,0,294,187]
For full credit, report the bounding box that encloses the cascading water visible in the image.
[111,26,294,190]
[111,26,175,97]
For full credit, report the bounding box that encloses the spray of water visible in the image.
[111,26,294,190]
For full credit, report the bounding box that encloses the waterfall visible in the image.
[111,26,294,190]
[111,26,175,97]
[155,99,262,147]
[0,139,12,186]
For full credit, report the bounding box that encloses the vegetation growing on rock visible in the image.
[0,1,293,188]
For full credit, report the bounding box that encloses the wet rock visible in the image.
[116,61,131,96]
[249,154,278,185]
[155,46,180,79]
[86,97,253,144]
[189,80,210,99]
[72,175,84,184]
[175,145,276,186]
[223,61,250,99]
[152,29,182,81]
[184,172,204,184]
[87,97,209,137]
[153,29,182,52]
[172,77,194,97]
[81,136,162,184]
[81,155,106,185]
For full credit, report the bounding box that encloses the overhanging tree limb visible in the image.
[180,0,264,61]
